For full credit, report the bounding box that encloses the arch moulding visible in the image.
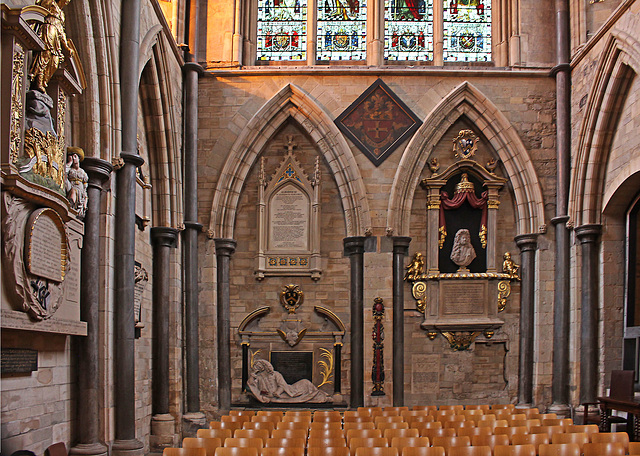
[387,81,545,237]
[569,30,640,226]
[208,84,371,240]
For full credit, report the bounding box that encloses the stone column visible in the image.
[150,227,179,451]
[113,0,144,453]
[215,238,237,412]
[344,237,366,408]
[392,236,411,406]
[576,224,602,406]
[70,158,112,456]
[515,234,538,407]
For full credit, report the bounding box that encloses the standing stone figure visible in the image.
[450,229,476,270]
[65,147,88,218]
[29,0,74,92]
[247,359,332,403]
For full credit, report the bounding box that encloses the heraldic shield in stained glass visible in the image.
[335,79,422,166]
[258,0,308,60]
[317,0,367,60]
[443,0,491,61]
[384,0,434,61]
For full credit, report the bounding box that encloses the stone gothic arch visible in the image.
[570,31,640,225]
[208,83,372,239]
[386,81,545,236]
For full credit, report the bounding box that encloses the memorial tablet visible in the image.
[269,184,309,251]
[1,348,38,374]
[270,351,313,384]
[24,208,67,283]
[440,281,487,315]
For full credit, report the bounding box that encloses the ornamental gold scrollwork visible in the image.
[10,46,25,165]
[317,348,334,387]
[412,282,427,313]
[497,280,511,312]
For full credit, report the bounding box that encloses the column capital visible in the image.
[214,238,237,256]
[575,224,602,244]
[392,236,411,255]
[551,215,570,226]
[183,221,203,231]
[82,157,113,189]
[515,233,538,252]
[120,152,145,167]
[151,227,179,248]
[344,236,366,256]
[183,62,204,76]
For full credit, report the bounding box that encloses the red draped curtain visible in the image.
[439,188,488,249]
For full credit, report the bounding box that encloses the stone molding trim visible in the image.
[208,83,372,239]
[386,81,545,236]
[570,31,640,226]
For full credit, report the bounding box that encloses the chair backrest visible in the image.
[420,428,456,439]
[308,448,350,456]
[493,444,536,456]
[164,449,206,456]
[401,448,445,456]
[344,421,376,432]
[280,416,311,424]
[229,410,255,418]
[243,421,276,435]
[222,415,252,424]
[630,441,640,455]
[270,429,307,440]
[439,405,464,412]
[551,432,589,450]
[389,436,431,449]
[375,416,405,424]
[182,437,223,456]
[310,421,342,430]
[384,428,420,440]
[530,425,564,438]
[263,437,306,448]
[45,442,67,456]
[209,422,242,433]
[223,438,264,449]
[308,429,345,440]
[257,411,283,418]
[564,424,599,436]
[591,431,629,451]
[344,415,375,423]
[448,447,492,456]
[308,437,348,447]
[385,407,410,412]
[259,448,304,456]
[346,428,383,444]
[470,434,510,449]
[456,426,493,438]
[582,442,626,456]
[411,406,438,412]
[250,416,281,424]
[349,437,389,456]
[443,421,476,430]
[234,429,269,442]
[198,429,233,441]
[609,370,635,400]
[431,436,471,449]
[494,426,528,438]
[378,422,410,432]
[411,421,442,431]
[538,443,581,456]
[214,449,258,456]
[354,448,399,456]
[511,432,549,451]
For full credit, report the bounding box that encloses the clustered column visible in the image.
[344,236,366,408]
[515,234,538,407]
[576,224,602,406]
[392,236,411,406]
[215,238,237,412]
[70,158,112,456]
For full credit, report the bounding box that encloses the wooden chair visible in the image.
[438,415,465,424]
[511,432,549,452]
[538,443,580,456]
[383,428,419,440]
[493,444,536,456]
[375,416,406,425]
[494,426,528,440]
[411,421,442,431]
[530,425,565,439]
[456,426,493,438]
[308,429,345,440]
[389,436,431,449]
[402,411,430,420]
[259,449,304,456]
[431,436,471,453]
[349,437,389,456]
[401,448,445,456]
[462,410,485,419]
[470,434,510,450]
[182,438,223,456]
[508,419,540,430]
[520,408,540,418]
[314,411,342,421]
[283,410,311,417]
[439,405,464,412]
[308,448,350,456]
[233,429,269,442]
[346,428,383,444]
[420,428,456,440]
[256,411,283,418]
[308,437,348,447]
[222,438,264,449]
[412,406,438,413]
[263,437,306,448]
[222,416,252,425]
[45,442,67,456]
[242,421,275,435]
[507,414,528,422]
[551,432,589,451]
[540,419,573,427]
[491,405,516,411]
[385,406,410,412]
[378,422,410,433]
[229,410,255,417]
[590,431,629,452]
[281,415,311,424]
[198,429,233,441]
[250,416,281,425]
[214,449,258,456]
[344,421,376,432]
[309,421,342,430]
[583,370,635,426]
[465,405,491,412]
[344,415,375,423]
[539,414,558,420]
[354,449,398,456]
[358,407,383,414]
[377,410,403,417]
[209,422,243,433]
[270,429,307,440]
[564,424,598,437]
[447,447,491,456]
[582,442,626,456]
[164,449,206,456]
[443,421,476,430]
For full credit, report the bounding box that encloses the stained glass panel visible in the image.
[317,0,367,60]
[384,0,433,61]
[443,0,491,62]
[258,0,307,60]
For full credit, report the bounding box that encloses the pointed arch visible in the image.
[569,31,640,226]
[387,81,545,236]
[208,84,371,239]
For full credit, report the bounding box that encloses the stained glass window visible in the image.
[443,0,491,61]
[384,0,433,61]
[317,0,367,60]
[257,0,307,60]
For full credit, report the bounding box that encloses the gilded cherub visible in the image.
[502,252,520,280]
[404,252,425,281]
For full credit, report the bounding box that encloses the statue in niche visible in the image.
[29,0,75,93]
[450,229,476,271]
[247,359,332,403]
[64,147,88,218]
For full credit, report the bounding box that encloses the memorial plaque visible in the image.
[269,185,309,251]
[1,348,38,374]
[440,281,487,315]
[25,208,67,282]
[270,351,313,384]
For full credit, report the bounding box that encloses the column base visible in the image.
[515,403,533,409]
[183,412,207,437]
[547,403,571,418]
[112,439,144,456]
[69,443,108,456]
[150,414,178,453]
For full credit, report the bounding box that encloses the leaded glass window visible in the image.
[443,0,491,61]
[257,0,307,60]
[317,0,367,60]
[384,0,433,61]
